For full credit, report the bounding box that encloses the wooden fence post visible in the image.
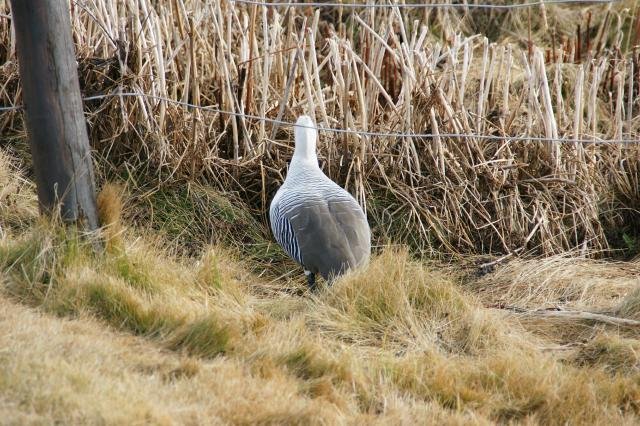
[10,0,99,231]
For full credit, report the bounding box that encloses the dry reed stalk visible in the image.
[511,308,640,327]
[309,11,330,133]
[573,64,585,142]
[628,58,635,138]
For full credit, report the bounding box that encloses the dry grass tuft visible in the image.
[573,332,640,374]
[470,255,640,344]
[474,254,640,311]
[616,287,640,320]
[0,150,38,233]
[97,182,124,250]
[312,249,517,357]
[0,297,343,425]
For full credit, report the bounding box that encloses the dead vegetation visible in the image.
[0,0,639,256]
[2,139,640,424]
[1,0,640,423]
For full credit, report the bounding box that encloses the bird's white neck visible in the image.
[291,116,319,169]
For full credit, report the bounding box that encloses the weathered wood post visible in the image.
[10,0,99,231]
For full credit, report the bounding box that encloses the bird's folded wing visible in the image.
[288,199,368,280]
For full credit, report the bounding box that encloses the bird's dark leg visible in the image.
[307,272,317,291]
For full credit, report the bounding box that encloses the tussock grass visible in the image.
[616,287,640,321]
[0,297,343,425]
[1,146,640,422]
[0,220,248,359]
[97,182,124,251]
[573,332,640,374]
[311,249,513,356]
[474,254,640,311]
[2,213,640,422]
[471,255,640,344]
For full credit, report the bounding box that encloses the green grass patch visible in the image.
[167,315,230,358]
[128,184,293,277]
[108,252,155,293]
[0,222,238,360]
[84,281,160,335]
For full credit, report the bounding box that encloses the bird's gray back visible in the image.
[270,169,370,280]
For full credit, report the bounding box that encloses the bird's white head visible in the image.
[292,115,318,165]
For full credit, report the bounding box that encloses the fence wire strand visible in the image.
[0,1,635,144]
[1,91,638,144]
[230,0,623,9]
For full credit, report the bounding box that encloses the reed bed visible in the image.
[0,0,638,256]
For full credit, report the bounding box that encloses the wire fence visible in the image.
[230,0,624,9]
[0,0,636,145]
[1,91,638,144]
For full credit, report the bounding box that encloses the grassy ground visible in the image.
[1,1,639,423]
[2,151,640,424]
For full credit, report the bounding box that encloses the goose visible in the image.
[269,115,371,290]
